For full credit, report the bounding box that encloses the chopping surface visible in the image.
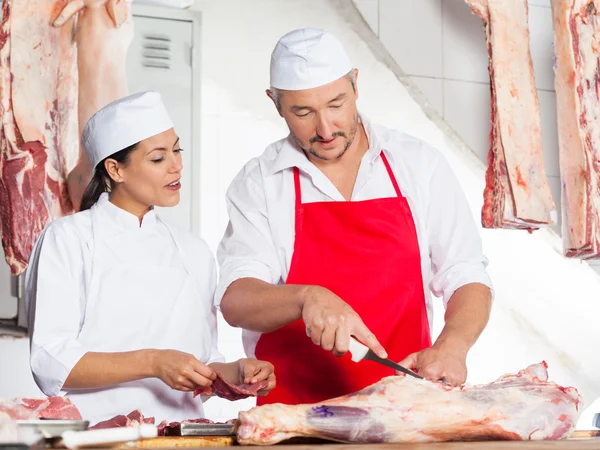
[95,431,600,450]
[98,441,600,450]
[115,436,235,447]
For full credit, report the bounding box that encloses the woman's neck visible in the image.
[108,190,152,225]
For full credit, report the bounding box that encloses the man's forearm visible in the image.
[434,283,492,355]
[220,278,310,332]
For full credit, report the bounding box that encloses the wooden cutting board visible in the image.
[114,436,235,448]
[568,430,600,439]
[100,430,600,448]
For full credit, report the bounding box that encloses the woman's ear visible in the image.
[104,158,123,184]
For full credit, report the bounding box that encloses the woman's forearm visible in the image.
[63,350,157,390]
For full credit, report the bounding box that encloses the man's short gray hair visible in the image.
[269,69,356,111]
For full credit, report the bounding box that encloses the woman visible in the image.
[24,91,275,425]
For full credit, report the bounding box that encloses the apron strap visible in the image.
[293,167,302,207]
[294,154,402,202]
[380,152,403,198]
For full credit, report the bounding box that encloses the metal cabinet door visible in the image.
[126,14,195,232]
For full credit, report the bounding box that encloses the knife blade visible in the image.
[348,337,423,379]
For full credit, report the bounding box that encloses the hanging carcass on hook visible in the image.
[0,0,133,274]
[551,0,600,258]
[465,0,556,231]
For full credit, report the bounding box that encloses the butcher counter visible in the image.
[54,439,600,450]
[29,430,597,450]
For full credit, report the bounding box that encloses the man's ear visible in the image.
[266,89,283,117]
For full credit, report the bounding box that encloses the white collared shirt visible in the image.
[216,114,493,357]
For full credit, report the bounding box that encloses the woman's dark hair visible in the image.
[79,143,139,211]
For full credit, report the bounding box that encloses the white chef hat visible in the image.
[270,28,353,91]
[81,90,174,170]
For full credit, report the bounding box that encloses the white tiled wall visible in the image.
[354,0,379,35]
[441,0,490,83]
[353,0,573,247]
[379,0,443,78]
[442,79,491,164]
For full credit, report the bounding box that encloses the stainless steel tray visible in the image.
[164,423,235,436]
[16,420,89,438]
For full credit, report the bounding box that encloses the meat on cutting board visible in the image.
[89,411,235,436]
[551,0,600,258]
[235,362,582,445]
[194,372,269,401]
[465,0,556,231]
[0,397,82,420]
[89,409,155,430]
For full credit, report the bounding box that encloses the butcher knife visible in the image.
[348,337,423,379]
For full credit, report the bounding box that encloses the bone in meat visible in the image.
[235,362,582,445]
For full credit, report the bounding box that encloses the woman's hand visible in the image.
[152,350,217,391]
[237,358,276,395]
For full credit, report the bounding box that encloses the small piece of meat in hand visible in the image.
[193,372,269,401]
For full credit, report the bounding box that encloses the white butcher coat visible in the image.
[25,193,224,425]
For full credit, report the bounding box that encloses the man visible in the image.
[215,28,493,405]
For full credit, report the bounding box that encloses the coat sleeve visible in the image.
[25,221,90,396]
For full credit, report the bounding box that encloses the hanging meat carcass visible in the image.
[60,0,133,208]
[0,0,133,275]
[465,0,556,231]
[551,0,600,258]
[0,0,79,275]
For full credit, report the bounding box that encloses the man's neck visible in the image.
[309,123,369,200]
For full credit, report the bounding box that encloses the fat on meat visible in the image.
[235,362,582,445]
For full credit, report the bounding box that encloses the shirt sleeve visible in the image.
[204,247,226,365]
[214,168,282,308]
[25,222,90,397]
[425,148,494,307]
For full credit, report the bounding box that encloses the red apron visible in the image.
[255,152,431,405]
